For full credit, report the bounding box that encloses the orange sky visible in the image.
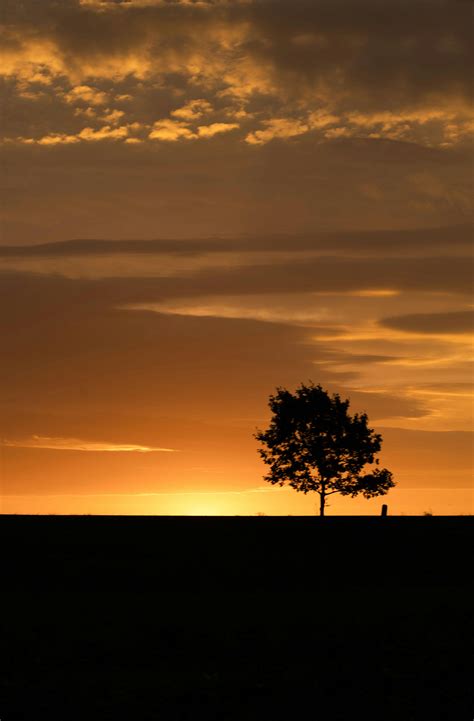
[0,0,472,516]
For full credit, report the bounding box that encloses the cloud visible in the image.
[35,133,80,146]
[149,118,196,141]
[0,226,472,296]
[102,108,125,124]
[77,125,129,140]
[0,7,472,245]
[246,117,310,145]
[11,124,136,146]
[308,110,340,128]
[171,99,213,120]
[1,0,472,149]
[3,435,177,452]
[197,122,239,138]
[0,225,471,258]
[148,116,239,144]
[74,106,98,119]
[381,310,474,335]
[63,85,110,106]
[246,111,341,144]
[245,108,473,146]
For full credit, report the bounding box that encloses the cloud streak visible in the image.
[0,225,471,258]
[381,310,474,335]
[3,436,177,452]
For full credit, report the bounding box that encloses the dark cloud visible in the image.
[3,0,471,110]
[0,224,472,257]
[248,0,472,110]
[381,310,474,334]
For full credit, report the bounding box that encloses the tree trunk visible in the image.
[319,492,325,517]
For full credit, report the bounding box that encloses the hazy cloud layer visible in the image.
[1,137,471,244]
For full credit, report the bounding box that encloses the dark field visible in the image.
[1,516,472,720]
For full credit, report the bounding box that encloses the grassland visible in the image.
[1,516,472,720]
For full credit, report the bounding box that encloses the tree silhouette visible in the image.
[255,382,395,516]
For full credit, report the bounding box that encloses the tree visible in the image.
[255,382,395,516]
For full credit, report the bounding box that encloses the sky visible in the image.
[1,0,473,516]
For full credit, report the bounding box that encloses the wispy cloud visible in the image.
[3,436,177,452]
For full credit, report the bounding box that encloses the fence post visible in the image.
[381,504,388,517]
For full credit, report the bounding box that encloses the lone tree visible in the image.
[255,382,394,516]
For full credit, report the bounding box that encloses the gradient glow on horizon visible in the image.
[0,0,472,516]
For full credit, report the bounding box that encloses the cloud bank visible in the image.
[1,0,472,149]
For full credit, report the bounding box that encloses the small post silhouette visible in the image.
[381,503,388,517]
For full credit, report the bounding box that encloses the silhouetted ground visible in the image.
[1,516,472,720]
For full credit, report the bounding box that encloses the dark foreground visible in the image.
[1,516,472,720]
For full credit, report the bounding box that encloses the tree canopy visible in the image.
[255,382,395,515]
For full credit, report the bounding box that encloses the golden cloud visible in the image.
[13,125,132,145]
[149,118,197,141]
[245,112,343,144]
[77,125,130,141]
[197,122,239,138]
[63,85,110,106]
[36,133,80,146]
[245,117,310,145]
[102,109,126,124]
[74,106,98,119]
[171,99,213,120]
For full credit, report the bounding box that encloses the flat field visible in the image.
[1,516,472,720]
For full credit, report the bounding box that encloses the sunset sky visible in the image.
[1,0,472,515]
